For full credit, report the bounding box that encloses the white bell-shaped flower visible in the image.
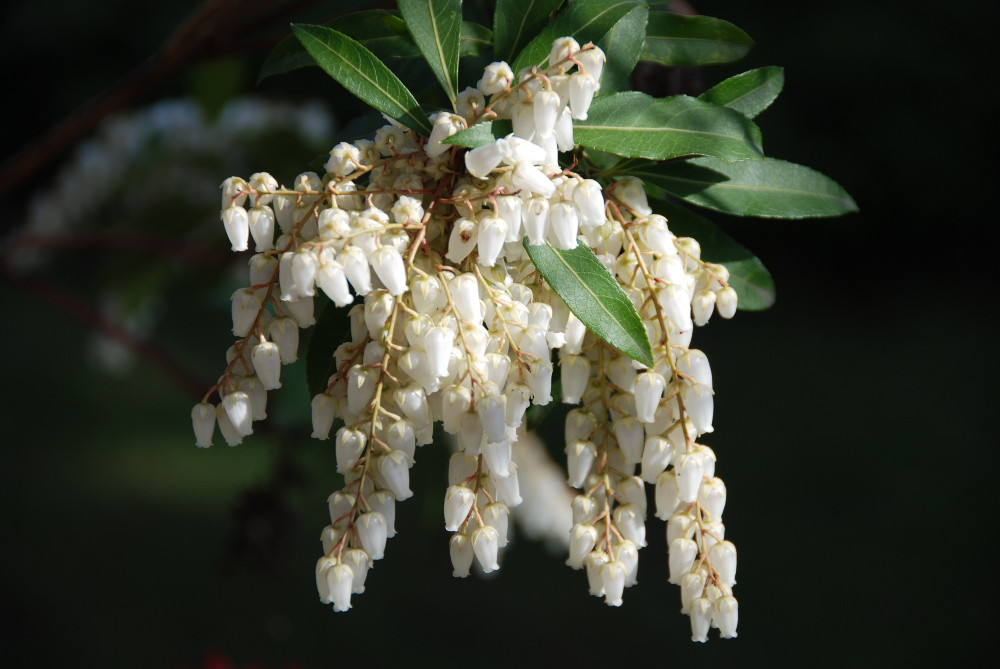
[370,245,407,296]
[560,354,590,404]
[316,259,354,307]
[571,495,595,525]
[472,525,500,573]
[573,179,606,227]
[533,90,561,135]
[690,597,713,642]
[679,570,706,614]
[495,195,523,242]
[268,317,299,364]
[215,403,242,446]
[683,383,714,435]
[565,440,597,488]
[699,476,727,521]
[655,470,681,520]
[668,537,698,584]
[521,196,550,246]
[567,522,598,569]
[363,291,394,338]
[512,162,555,198]
[548,202,579,250]
[666,513,696,546]
[339,246,372,296]
[450,532,474,577]
[315,555,336,603]
[612,416,644,465]
[377,449,413,501]
[326,563,354,612]
[483,502,510,547]
[477,393,507,444]
[250,341,281,390]
[601,560,627,607]
[477,215,508,267]
[222,205,250,252]
[614,176,652,216]
[367,489,397,538]
[342,547,370,594]
[674,452,705,503]
[444,485,475,531]
[717,286,738,318]
[714,595,739,639]
[568,72,598,120]
[613,503,647,547]
[709,540,738,588]
[477,61,514,95]
[585,551,609,597]
[555,108,574,151]
[221,391,253,436]
[465,138,511,179]
[578,45,606,82]
[616,476,647,517]
[505,383,531,428]
[231,288,260,337]
[292,251,318,298]
[549,36,580,70]
[355,511,388,560]
[641,435,673,483]
[425,112,464,158]
[346,365,377,415]
[483,439,513,477]
[634,371,665,423]
[449,274,482,322]
[247,206,275,252]
[491,462,522,506]
[327,491,354,528]
[191,402,216,447]
[283,295,315,328]
[692,289,717,326]
[335,427,366,474]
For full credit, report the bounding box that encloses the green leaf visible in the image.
[260,11,416,82]
[291,24,432,136]
[641,11,753,67]
[398,0,463,104]
[460,22,494,57]
[631,156,859,218]
[523,240,652,367]
[511,0,641,73]
[649,197,775,310]
[698,66,784,119]
[442,119,514,148]
[494,0,564,64]
[307,299,352,397]
[575,92,763,161]
[595,4,648,94]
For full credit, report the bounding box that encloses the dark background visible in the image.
[1,1,995,666]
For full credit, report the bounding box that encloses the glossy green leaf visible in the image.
[442,120,514,147]
[460,21,494,57]
[398,0,463,104]
[524,240,652,367]
[641,11,753,67]
[260,12,415,82]
[291,24,432,136]
[698,66,784,119]
[511,0,641,73]
[575,92,763,161]
[259,13,489,82]
[632,156,859,218]
[306,299,352,396]
[649,197,775,310]
[494,0,564,63]
[595,4,648,94]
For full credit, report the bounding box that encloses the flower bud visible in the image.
[565,440,597,488]
[342,548,370,594]
[717,286,738,318]
[251,341,281,390]
[601,560,627,607]
[231,288,261,337]
[655,470,681,520]
[568,72,597,120]
[248,206,275,252]
[477,216,508,267]
[668,537,698,584]
[444,485,475,531]
[634,372,665,424]
[221,390,253,436]
[472,525,500,573]
[483,502,510,547]
[340,246,373,296]
[335,427,366,474]
[378,450,413,501]
[708,540,738,587]
[560,355,590,404]
[714,595,739,638]
[370,245,407,296]
[690,597,713,642]
[222,205,250,252]
[356,511,388,560]
[450,533,474,577]
[191,402,216,447]
[613,503,647,547]
[465,138,511,179]
[268,317,299,364]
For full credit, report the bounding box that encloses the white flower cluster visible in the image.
[192,37,740,641]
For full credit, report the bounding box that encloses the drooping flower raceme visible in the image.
[193,39,740,641]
